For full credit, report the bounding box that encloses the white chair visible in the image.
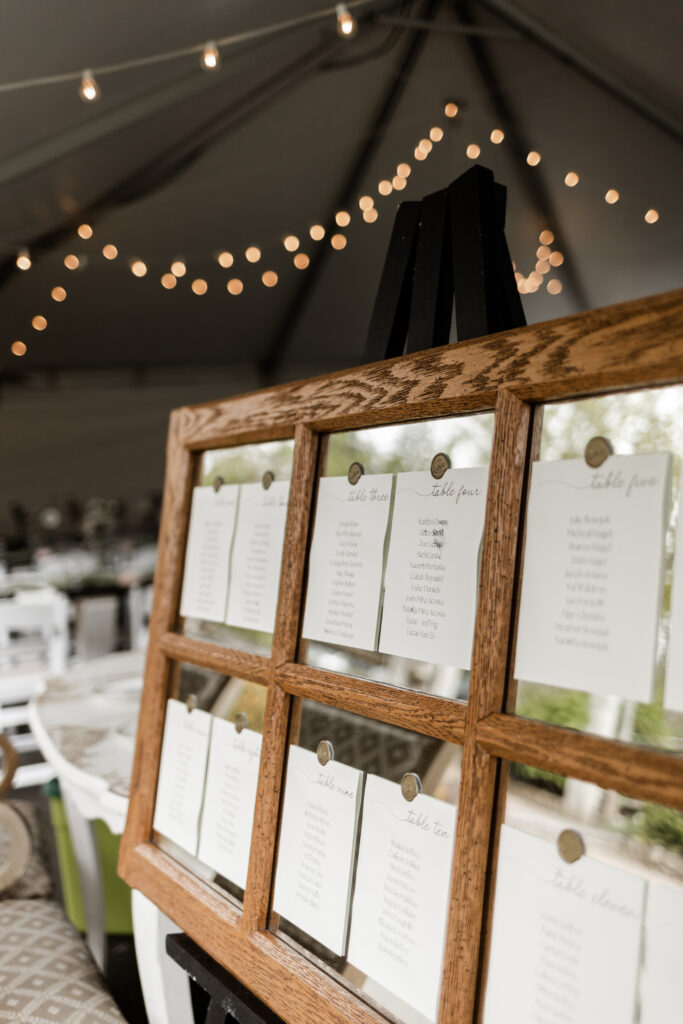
[127,583,153,651]
[0,592,69,789]
[74,595,119,661]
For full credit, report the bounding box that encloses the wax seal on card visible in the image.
[185,694,198,712]
[234,712,247,733]
[347,462,364,485]
[316,740,334,766]
[584,436,613,468]
[212,476,224,492]
[557,828,585,863]
[430,452,452,480]
[261,470,274,490]
[401,772,422,802]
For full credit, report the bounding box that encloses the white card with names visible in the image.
[273,745,363,955]
[514,453,672,702]
[302,474,394,650]
[665,477,683,711]
[180,485,239,623]
[640,882,683,1024]
[379,467,488,667]
[152,699,212,855]
[225,480,290,634]
[347,774,457,1021]
[197,719,262,889]
[483,825,645,1024]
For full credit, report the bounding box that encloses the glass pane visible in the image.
[302,414,494,699]
[484,761,683,1023]
[180,439,294,656]
[153,661,266,903]
[272,698,462,1024]
[514,385,683,755]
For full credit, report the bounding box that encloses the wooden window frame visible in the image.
[120,288,683,1024]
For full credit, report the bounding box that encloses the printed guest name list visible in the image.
[302,474,393,651]
[514,453,671,702]
[379,467,488,667]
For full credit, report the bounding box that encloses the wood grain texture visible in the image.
[159,632,270,685]
[242,425,321,933]
[439,390,532,1024]
[478,713,683,812]
[177,290,683,447]
[276,662,466,744]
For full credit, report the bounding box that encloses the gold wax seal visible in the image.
[557,828,585,863]
[234,712,248,733]
[213,475,224,492]
[401,772,422,802]
[430,452,452,479]
[316,740,334,766]
[347,462,364,486]
[584,436,613,468]
[185,694,198,712]
[262,470,274,490]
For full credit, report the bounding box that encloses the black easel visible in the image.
[163,165,524,1024]
[364,163,525,361]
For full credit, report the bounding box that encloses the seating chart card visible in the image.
[273,745,363,955]
[302,474,393,651]
[152,699,212,855]
[347,775,457,1021]
[483,825,645,1024]
[225,480,290,634]
[197,718,262,889]
[640,881,683,1024]
[514,453,672,702]
[378,467,488,667]
[179,485,239,623]
[665,478,683,711]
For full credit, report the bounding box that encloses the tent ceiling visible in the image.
[1,0,681,380]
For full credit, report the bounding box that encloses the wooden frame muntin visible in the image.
[120,289,683,1024]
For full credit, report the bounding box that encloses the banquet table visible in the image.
[29,649,192,1024]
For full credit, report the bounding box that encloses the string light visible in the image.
[330,233,347,250]
[79,70,100,102]
[526,150,541,166]
[547,279,563,294]
[359,195,374,210]
[335,4,358,38]
[378,180,392,195]
[564,171,579,187]
[539,230,554,245]
[429,127,443,142]
[245,246,261,263]
[293,253,309,269]
[444,102,458,118]
[200,42,220,70]
[217,251,234,267]
[414,148,427,161]
[51,286,67,302]
[335,211,351,227]
[77,223,93,239]
[130,260,147,277]
[16,250,31,271]
[363,208,378,223]
[605,189,620,204]
[191,278,208,294]
[261,270,278,287]
[227,278,243,295]
[102,244,118,259]
[171,260,186,277]
[309,224,325,241]
[535,259,550,274]
[549,251,564,266]
[161,273,177,289]
[645,209,659,224]
[490,129,505,144]
[32,315,47,331]
[283,235,299,252]
[536,245,551,260]
[418,138,432,154]
[11,341,26,357]
[392,175,407,190]
[466,144,480,160]
[64,254,80,270]
[396,163,411,177]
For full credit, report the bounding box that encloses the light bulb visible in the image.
[335,211,351,227]
[378,180,392,195]
[644,209,659,224]
[261,271,278,287]
[51,286,67,302]
[466,144,480,160]
[418,138,432,154]
[396,163,411,177]
[526,150,541,166]
[536,245,551,260]
[547,279,563,295]
[245,246,261,263]
[283,236,300,252]
[191,279,208,295]
[217,251,234,268]
[549,251,564,267]
[444,102,458,118]
[363,208,378,223]
[539,230,554,245]
[414,148,427,161]
[564,171,579,187]
[293,253,310,269]
[102,244,118,260]
[32,315,47,331]
[392,175,407,191]
[605,189,620,204]
[171,260,186,277]
[77,223,93,239]
[11,341,26,357]
[336,4,358,38]
[359,195,374,211]
[130,260,147,277]
[227,278,243,295]
[309,224,325,241]
[79,70,100,102]
[201,42,220,70]
[490,129,505,144]
[161,273,177,290]
[64,254,80,270]
[330,233,347,250]
[429,127,443,142]
[16,250,31,271]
